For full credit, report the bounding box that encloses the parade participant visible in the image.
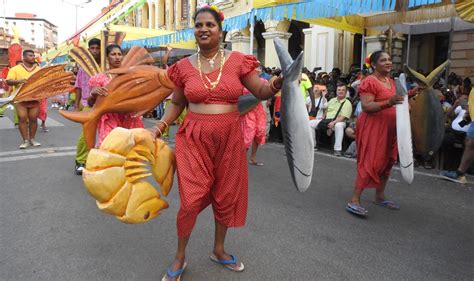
[0,67,9,118]
[300,72,312,99]
[241,78,267,166]
[38,98,48,132]
[74,38,100,175]
[89,44,144,147]
[6,50,41,149]
[346,50,404,216]
[152,5,283,280]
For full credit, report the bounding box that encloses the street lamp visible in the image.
[62,0,92,32]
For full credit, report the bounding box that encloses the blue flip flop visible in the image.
[162,262,187,281]
[373,200,400,210]
[210,254,245,272]
[346,203,368,216]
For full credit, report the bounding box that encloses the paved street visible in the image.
[0,108,473,281]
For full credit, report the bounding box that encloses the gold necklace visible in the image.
[375,74,389,84]
[200,50,219,69]
[197,49,225,90]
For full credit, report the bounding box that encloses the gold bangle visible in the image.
[154,125,163,138]
[156,120,169,130]
[270,79,281,93]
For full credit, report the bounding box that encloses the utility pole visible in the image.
[62,0,92,32]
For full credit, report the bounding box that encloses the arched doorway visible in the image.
[157,0,165,27]
[167,0,175,30]
[151,3,156,29]
[254,20,266,66]
[288,20,309,60]
[142,2,149,28]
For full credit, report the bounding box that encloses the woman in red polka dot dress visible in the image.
[152,6,283,281]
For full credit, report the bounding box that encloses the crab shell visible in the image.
[82,127,176,224]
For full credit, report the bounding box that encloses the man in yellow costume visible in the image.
[6,50,41,149]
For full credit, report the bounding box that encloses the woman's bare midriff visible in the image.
[188,103,238,114]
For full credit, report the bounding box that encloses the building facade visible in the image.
[0,13,58,50]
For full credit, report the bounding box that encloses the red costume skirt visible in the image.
[355,109,398,189]
[241,102,266,148]
[38,99,47,122]
[175,111,248,238]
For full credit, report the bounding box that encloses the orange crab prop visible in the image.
[83,127,176,224]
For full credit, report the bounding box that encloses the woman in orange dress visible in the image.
[152,6,282,281]
[346,50,404,216]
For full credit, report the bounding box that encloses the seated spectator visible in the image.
[343,101,362,158]
[313,83,353,156]
[308,82,328,149]
[448,95,470,134]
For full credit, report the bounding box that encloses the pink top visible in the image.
[89,72,111,88]
[89,72,144,147]
[75,68,92,107]
[167,52,259,104]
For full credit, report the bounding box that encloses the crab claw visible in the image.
[151,139,176,197]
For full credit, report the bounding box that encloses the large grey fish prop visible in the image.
[406,60,448,156]
[274,37,314,192]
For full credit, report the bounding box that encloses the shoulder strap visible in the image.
[333,100,347,120]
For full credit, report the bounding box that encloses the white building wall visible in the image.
[310,25,336,72]
[304,24,357,73]
[0,18,53,49]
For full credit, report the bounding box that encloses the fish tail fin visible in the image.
[395,74,408,96]
[273,38,304,81]
[406,60,450,88]
[59,109,100,149]
[59,110,92,124]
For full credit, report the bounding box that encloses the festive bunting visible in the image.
[121,0,419,49]
[409,0,442,8]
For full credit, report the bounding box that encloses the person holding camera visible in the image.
[308,82,328,150]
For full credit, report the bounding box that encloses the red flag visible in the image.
[8,43,22,67]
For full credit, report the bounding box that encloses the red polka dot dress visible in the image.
[167,52,260,238]
[355,75,398,189]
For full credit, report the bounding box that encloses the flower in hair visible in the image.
[201,4,225,21]
[365,53,372,69]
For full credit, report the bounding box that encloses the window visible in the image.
[182,0,189,20]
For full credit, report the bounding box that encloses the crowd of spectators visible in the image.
[261,64,473,171]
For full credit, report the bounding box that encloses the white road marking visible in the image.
[0,116,65,129]
[0,146,76,157]
[0,151,75,163]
